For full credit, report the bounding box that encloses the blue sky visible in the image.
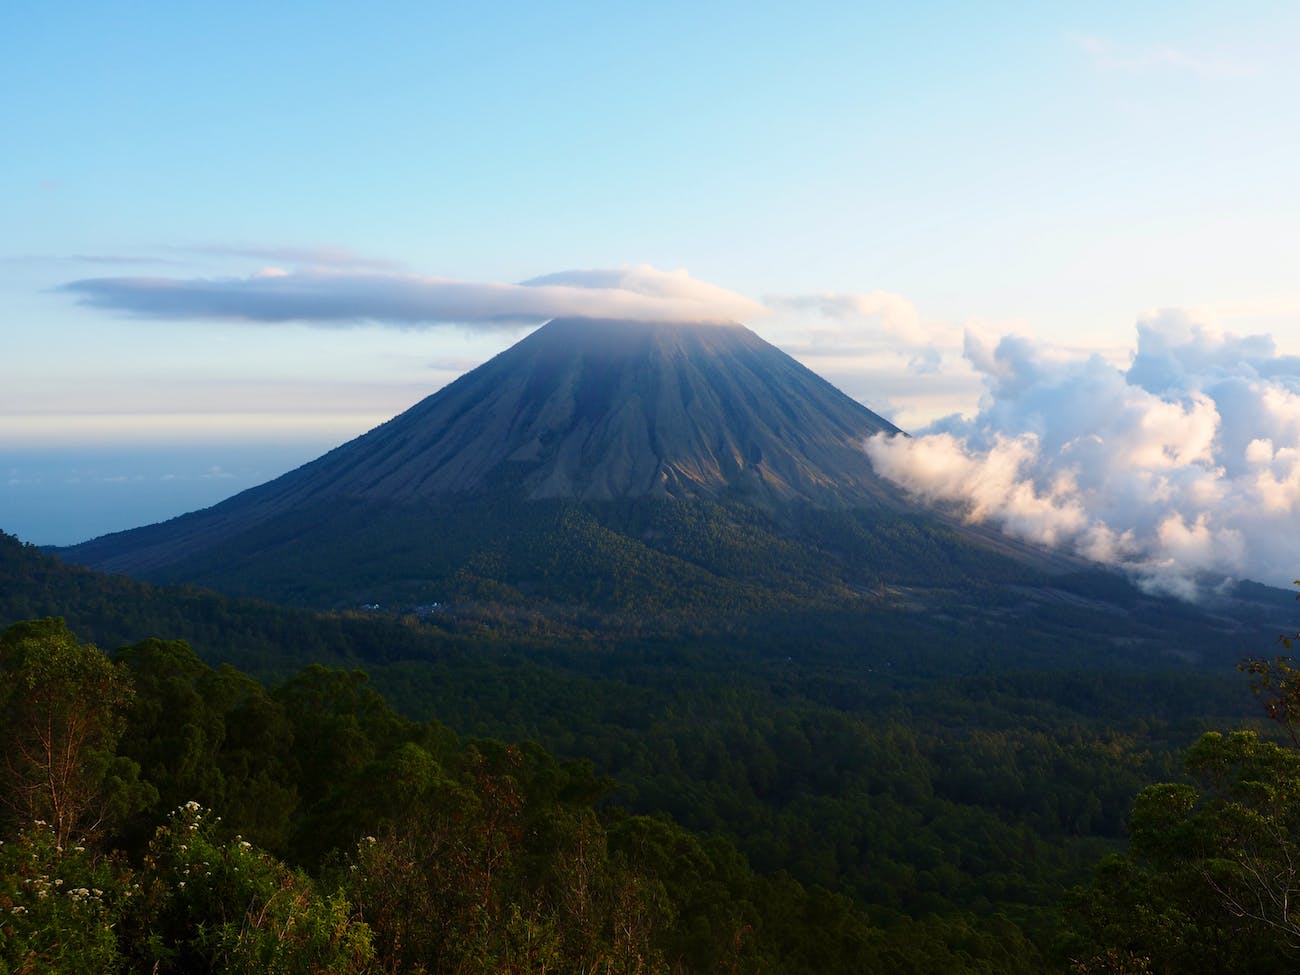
[4,1,1300,587]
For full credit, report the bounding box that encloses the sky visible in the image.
[4,1,1300,592]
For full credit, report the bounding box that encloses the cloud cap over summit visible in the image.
[59,264,765,328]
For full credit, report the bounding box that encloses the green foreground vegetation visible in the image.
[2,617,1048,974]
[4,618,1300,973]
[4,531,1300,971]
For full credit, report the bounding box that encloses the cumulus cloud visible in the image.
[58,263,763,327]
[764,288,941,348]
[865,308,1300,597]
[760,289,974,427]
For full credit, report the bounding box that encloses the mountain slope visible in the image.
[62,318,907,578]
[58,317,1083,612]
[306,317,907,505]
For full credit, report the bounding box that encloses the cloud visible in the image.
[58,263,765,327]
[184,243,405,271]
[1070,32,1259,80]
[759,289,975,427]
[525,266,763,319]
[865,308,1300,597]
[766,290,925,345]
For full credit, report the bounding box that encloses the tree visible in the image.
[0,618,150,847]
[1178,730,1300,945]
[1060,655,1300,973]
[1241,654,1300,745]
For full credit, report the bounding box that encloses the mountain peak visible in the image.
[299,315,903,506]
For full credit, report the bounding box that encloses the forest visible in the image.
[3,532,1300,972]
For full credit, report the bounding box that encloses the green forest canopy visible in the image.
[4,617,1300,973]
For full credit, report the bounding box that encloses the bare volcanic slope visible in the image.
[296,317,906,502]
[272,316,904,504]
[62,318,910,572]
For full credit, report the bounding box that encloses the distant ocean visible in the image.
[0,442,329,546]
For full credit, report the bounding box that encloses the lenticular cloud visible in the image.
[59,263,763,327]
[865,309,1300,597]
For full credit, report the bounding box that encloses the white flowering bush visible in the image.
[0,821,128,974]
[129,801,374,975]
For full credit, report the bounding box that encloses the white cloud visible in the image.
[764,290,951,348]
[58,263,764,327]
[866,308,1300,595]
[185,243,406,271]
[759,289,973,427]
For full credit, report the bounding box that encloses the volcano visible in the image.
[272,316,905,506]
[60,318,1060,610]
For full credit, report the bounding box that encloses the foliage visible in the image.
[1241,653,1300,744]
[1060,656,1300,973]
[0,618,153,848]
[0,614,1130,972]
[112,637,297,853]
[0,821,128,975]
[127,801,373,975]
[0,523,1291,972]
[51,496,1050,617]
